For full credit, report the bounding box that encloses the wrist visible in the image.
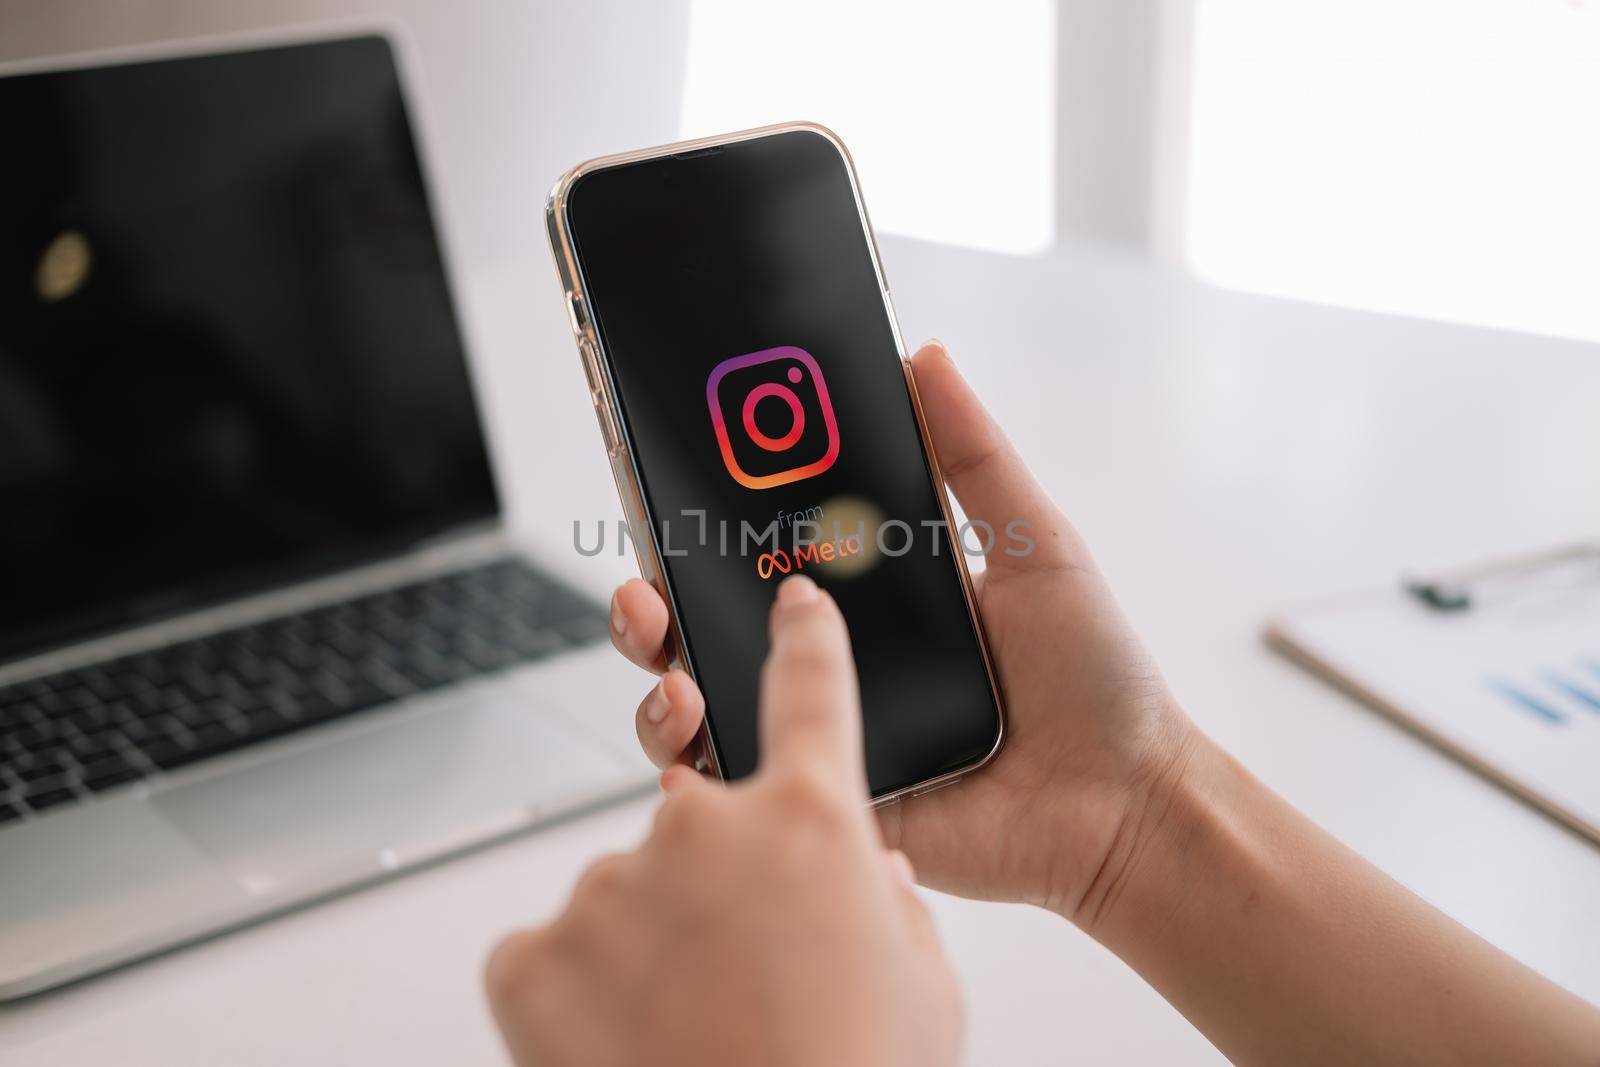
[1063,721,1304,998]
[1057,715,1223,948]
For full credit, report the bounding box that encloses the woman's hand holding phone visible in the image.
[610,340,1201,927]
[487,576,961,1067]
[604,340,1600,1067]
[533,131,1600,1065]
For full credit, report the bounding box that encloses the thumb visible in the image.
[757,575,867,797]
[910,340,1089,576]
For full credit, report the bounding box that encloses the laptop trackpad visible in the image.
[153,679,633,897]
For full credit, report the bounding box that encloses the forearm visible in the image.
[1076,732,1600,1066]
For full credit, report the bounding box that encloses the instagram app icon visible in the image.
[706,345,840,490]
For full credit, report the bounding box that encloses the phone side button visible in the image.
[592,398,620,454]
[588,399,611,451]
[566,290,590,333]
[577,337,602,395]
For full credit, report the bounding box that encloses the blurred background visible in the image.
[9,0,1596,331]
[10,0,1594,560]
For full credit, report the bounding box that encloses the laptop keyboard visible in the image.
[0,559,608,825]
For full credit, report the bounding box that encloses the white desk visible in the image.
[5,239,1599,1065]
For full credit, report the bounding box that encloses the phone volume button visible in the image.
[566,291,589,333]
[594,398,622,453]
[577,337,602,395]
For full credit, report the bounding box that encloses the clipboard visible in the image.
[1265,542,1600,846]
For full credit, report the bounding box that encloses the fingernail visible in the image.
[610,598,627,637]
[645,680,669,723]
[921,338,949,361]
[777,574,819,606]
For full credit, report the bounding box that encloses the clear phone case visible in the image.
[544,122,1005,803]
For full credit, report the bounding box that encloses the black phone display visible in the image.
[559,128,1003,797]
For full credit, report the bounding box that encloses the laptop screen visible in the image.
[0,35,499,663]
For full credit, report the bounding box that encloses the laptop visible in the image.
[0,32,650,999]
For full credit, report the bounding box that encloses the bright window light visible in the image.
[1187,0,1600,342]
[679,0,1056,255]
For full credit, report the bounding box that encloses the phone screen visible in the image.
[565,129,1002,795]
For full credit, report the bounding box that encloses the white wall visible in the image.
[1184,0,1600,343]
[1,0,1186,260]
[1054,0,1176,249]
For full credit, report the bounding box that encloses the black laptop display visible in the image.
[0,36,499,662]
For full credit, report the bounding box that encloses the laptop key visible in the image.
[67,732,122,764]
[338,680,391,713]
[79,754,140,791]
[82,669,123,701]
[187,722,241,753]
[24,783,79,811]
[14,723,61,754]
[53,685,99,712]
[62,704,106,731]
[0,802,21,823]
[84,767,142,792]
[141,737,191,770]
[290,693,342,723]
[235,707,296,740]
[124,687,170,719]
[77,748,132,773]
[108,703,152,738]
[171,701,221,729]
[17,757,74,783]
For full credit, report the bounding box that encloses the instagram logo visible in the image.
[706,345,840,490]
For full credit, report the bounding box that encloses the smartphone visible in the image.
[546,123,1004,804]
